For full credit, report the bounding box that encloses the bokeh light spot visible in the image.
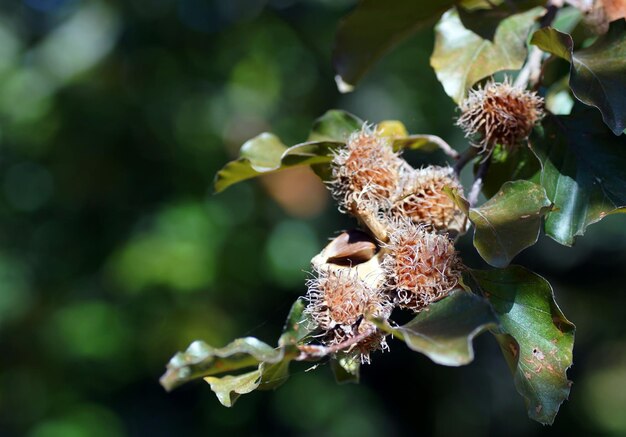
[28,404,125,437]
[109,202,224,294]
[46,301,130,361]
[265,219,318,288]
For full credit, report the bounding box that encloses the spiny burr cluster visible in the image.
[304,266,391,364]
[382,218,461,312]
[329,128,402,213]
[303,126,465,364]
[456,80,544,154]
[390,166,466,234]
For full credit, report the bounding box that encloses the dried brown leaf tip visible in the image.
[330,126,401,213]
[392,166,465,233]
[382,219,462,312]
[457,80,544,154]
[304,266,391,363]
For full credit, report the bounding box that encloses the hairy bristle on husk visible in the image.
[304,266,392,363]
[391,165,465,233]
[382,219,462,312]
[456,80,544,154]
[330,126,401,213]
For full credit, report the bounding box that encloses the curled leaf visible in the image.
[161,299,317,405]
[279,297,316,347]
[446,180,552,266]
[215,110,362,193]
[204,369,262,407]
[308,110,364,142]
[160,337,283,392]
[374,289,499,366]
[531,21,626,135]
[213,134,341,193]
[470,266,575,425]
[479,146,541,198]
[333,0,454,90]
[469,180,552,267]
[532,110,626,246]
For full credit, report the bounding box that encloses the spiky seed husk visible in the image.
[304,266,391,363]
[391,166,466,233]
[382,219,462,312]
[330,126,401,213]
[457,80,544,154]
[305,268,368,329]
[333,309,391,364]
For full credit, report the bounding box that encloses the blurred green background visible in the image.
[1,1,625,436]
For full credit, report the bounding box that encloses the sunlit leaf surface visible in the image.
[470,266,575,425]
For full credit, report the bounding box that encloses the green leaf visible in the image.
[431,7,544,103]
[469,180,552,267]
[213,133,342,193]
[204,369,262,407]
[308,110,363,142]
[257,360,291,392]
[332,0,455,91]
[530,26,573,59]
[479,145,541,198]
[375,289,499,366]
[458,0,546,41]
[531,21,626,135]
[214,110,364,192]
[443,185,470,215]
[160,337,284,392]
[161,299,318,404]
[531,111,626,246]
[330,352,360,384]
[470,266,575,425]
[252,298,317,393]
[278,298,316,347]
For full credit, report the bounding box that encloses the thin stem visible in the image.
[453,147,479,175]
[422,135,460,160]
[296,329,375,360]
[513,46,544,89]
[468,156,492,207]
